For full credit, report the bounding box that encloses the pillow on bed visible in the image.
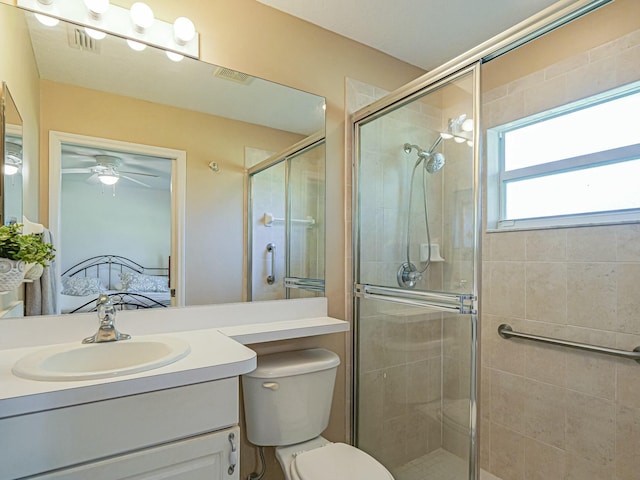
[119,272,169,292]
[61,276,105,296]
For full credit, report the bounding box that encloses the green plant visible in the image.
[0,223,55,266]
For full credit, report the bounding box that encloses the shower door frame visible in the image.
[349,2,614,479]
[351,62,482,480]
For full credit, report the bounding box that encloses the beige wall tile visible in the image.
[525,262,567,324]
[523,74,566,116]
[614,404,640,480]
[525,229,566,262]
[565,390,615,465]
[566,227,617,262]
[564,56,617,103]
[544,51,589,80]
[490,424,525,480]
[490,231,526,261]
[523,321,567,387]
[615,224,640,261]
[523,379,566,448]
[616,263,640,335]
[565,454,615,480]
[383,364,409,420]
[490,370,526,434]
[487,262,526,317]
[487,315,526,375]
[566,263,617,331]
[616,44,640,85]
[523,438,565,480]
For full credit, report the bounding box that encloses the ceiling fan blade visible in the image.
[121,175,151,187]
[119,170,160,178]
[62,168,93,174]
[86,173,100,184]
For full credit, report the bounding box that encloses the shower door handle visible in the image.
[266,242,276,285]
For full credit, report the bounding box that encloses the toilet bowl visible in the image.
[276,438,394,480]
[242,348,394,480]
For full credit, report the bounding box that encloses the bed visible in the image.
[60,255,171,314]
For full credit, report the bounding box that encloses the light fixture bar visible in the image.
[17,0,199,58]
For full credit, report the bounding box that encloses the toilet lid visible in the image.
[292,443,394,480]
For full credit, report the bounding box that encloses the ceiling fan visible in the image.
[61,155,158,187]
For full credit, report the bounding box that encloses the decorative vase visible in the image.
[24,262,44,281]
[0,258,25,291]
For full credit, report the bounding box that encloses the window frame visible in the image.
[487,80,640,231]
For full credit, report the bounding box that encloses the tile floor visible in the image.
[393,448,501,480]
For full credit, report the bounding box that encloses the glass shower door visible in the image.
[354,65,479,480]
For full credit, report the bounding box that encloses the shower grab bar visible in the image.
[354,283,476,314]
[498,324,640,364]
[285,277,325,292]
[263,212,316,228]
[266,243,276,285]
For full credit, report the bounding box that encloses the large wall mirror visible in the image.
[1,82,23,227]
[2,3,325,315]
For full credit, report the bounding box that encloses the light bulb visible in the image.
[85,27,106,40]
[36,0,54,5]
[454,136,466,143]
[440,132,453,140]
[127,39,147,51]
[84,0,109,19]
[35,13,59,27]
[166,51,184,62]
[461,118,474,132]
[173,17,195,45]
[4,165,19,176]
[130,2,154,33]
[98,174,119,185]
[467,140,474,147]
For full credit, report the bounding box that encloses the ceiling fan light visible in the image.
[98,173,119,185]
[4,164,19,176]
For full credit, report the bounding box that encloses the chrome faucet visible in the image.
[82,294,131,343]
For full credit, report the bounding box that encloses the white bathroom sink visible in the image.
[11,336,191,382]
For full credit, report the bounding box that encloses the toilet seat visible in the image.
[290,443,394,480]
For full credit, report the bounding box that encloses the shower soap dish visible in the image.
[420,243,444,262]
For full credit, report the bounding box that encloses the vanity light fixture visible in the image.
[85,27,106,40]
[18,0,200,58]
[130,2,154,33]
[127,39,147,51]
[98,173,119,185]
[173,17,195,45]
[166,51,184,62]
[83,0,109,20]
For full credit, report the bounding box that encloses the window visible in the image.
[487,81,640,230]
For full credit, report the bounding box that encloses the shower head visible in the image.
[403,138,445,173]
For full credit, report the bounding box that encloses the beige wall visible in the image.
[0,2,39,311]
[481,1,640,479]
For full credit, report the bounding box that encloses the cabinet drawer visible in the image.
[1,378,238,479]
[33,426,240,480]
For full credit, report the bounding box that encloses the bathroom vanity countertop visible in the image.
[0,298,349,419]
[0,328,257,419]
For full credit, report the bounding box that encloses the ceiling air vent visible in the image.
[213,67,254,85]
[67,26,101,53]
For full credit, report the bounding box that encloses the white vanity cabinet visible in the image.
[32,426,239,480]
[1,378,240,480]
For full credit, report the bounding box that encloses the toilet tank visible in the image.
[242,348,340,446]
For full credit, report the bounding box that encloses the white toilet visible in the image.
[242,348,394,480]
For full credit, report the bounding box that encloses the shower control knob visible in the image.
[397,262,421,288]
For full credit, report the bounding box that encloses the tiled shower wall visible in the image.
[480,17,640,480]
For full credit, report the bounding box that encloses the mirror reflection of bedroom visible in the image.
[59,140,174,314]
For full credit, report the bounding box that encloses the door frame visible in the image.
[48,131,186,308]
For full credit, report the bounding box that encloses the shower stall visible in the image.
[352,65,480,480]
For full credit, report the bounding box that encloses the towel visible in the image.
[25,229,59,316]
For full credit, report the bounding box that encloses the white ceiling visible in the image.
[257,0,567,70]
